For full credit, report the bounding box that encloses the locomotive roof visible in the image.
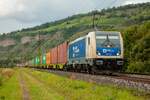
[95,31,120,35]
[69,31,121,45]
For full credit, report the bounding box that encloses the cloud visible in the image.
[123,0,150,5]
[0,0,149,33]
[0,19,39,33]
[0,0,96,23]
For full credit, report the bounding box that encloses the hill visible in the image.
[0,2,150,73]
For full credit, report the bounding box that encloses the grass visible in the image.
[0,68,2,86]
[0,68,149,100]
[24,68,149,100]
[0,68,22,100]
[0,68,14,86]
[21,69,64,100]
[0,74,2,86]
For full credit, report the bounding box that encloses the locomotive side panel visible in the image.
[68,37,87,65]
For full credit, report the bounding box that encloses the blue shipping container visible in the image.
[69,39,86,59]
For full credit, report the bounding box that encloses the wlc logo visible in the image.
[102,49,113,53]
[73,46,79,53]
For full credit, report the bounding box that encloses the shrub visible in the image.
[144,61,150,73]
[127,61,145,73]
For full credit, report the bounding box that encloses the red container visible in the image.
[50,47,58,64]
[57,42,68,64]
[46,51,51,65]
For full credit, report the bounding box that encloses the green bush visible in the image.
[123,21,150,74]
[127,61,145,73]
[127,61,150,74]
[144,61,150,73]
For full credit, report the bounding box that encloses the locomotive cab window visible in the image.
[96,32,121,48]
[88,37,90,45]
[96,32,121,56]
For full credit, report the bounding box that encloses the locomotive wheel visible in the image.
[91,66,97,75]
[63,65,68,71]
[87,67,91,74]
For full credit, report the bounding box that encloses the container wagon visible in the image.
[41,53,46,68]
[50,47,58,69]
[46,51,51,68]
[35,56,40,68]
[50,42,68,69]
[57,42,68,69]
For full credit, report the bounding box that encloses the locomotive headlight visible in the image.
[117,53,120,56]
[98,52,101,56]
[96,51,101,56]
[117,51,121,56]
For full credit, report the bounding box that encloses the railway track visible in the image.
[110,75,150,84]
[34,68,150,93]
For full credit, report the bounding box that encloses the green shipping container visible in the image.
[42,54,46,65]
[35,56,40,65]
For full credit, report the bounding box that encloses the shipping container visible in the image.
[58,42,68,64]
[46,51,51,65]
[42,54,46,65]
[35,56,40,65]
[51,47,58,64]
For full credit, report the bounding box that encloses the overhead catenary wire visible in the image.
[30,0,119,64]
[93,0,118,31]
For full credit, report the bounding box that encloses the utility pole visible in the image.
[23,43,26,67]
[92,11,96,30]
[92,10,98,31]
[91,0,118,31]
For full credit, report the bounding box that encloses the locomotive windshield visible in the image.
[96,32,121,56]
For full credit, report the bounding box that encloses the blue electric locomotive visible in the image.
[67,31,124,72]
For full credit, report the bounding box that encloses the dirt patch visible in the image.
[19,72,30,100]
[0,39,16,47]
[1,69,14,78]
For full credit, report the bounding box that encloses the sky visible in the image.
[0,0,149,33]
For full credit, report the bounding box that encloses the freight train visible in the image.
[27,31,124,73]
